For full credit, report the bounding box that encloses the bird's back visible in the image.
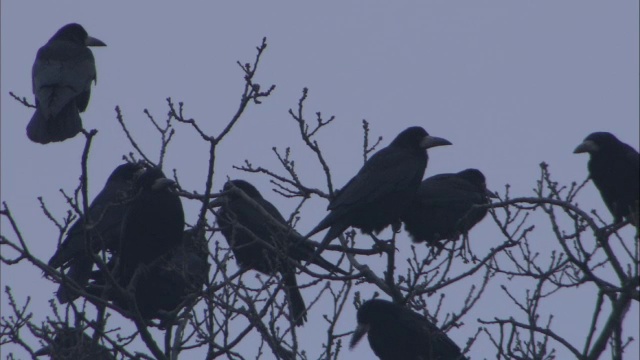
[32,40,97,117]
[588,143,640,221]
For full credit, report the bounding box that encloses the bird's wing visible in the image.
[418,175,485,207]
[48,183,126,268]
[32,41,97,117]
[249,196,347,274]
[287,233,348,274]
[397,309,463,358]
[257,197,290,224]
[329,147,423,210]
[623,144,640,170]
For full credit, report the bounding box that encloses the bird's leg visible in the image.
[370,234,394,253]
[427,239,446,257]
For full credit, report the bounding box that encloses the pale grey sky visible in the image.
[2,2,638,359]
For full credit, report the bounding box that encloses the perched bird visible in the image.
[306,126,451,253]
[34,326,115,360]
[27,23,106,144]
[48,162,145,303]
[402,168,494,246]
[89,229,209,322]
[212,180,347,326]
[574,132,639,224]
[116,167,185,287]
[350,299,464,360]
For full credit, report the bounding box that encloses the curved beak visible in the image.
[486,189,499,199]
[420,135,452,149]
[34,345,52,356]
[349,323,369,349]
[573,140,598,154]
[151,178,176,191]
[209,197,226,208]
[133,167,147,180]
[86,36,106,47]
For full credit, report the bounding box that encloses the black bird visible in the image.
[350,299,464,360]
[402,168,494,246]
[27,23,106,144]
[89,229,209,322]
[212,180,347,326]
[116,167,185,287]
[574,132,639,224]
[35,326,115,360]
[306,126,451,253]
[48,162,145,303]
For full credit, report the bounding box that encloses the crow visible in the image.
[27,23,106,144]
[35,326,115,360]
[212,180,347,326]
[89,229,209,323]
[350,299,464,360]
[402,168,494,246]
[574,132,639,225]
[306,126,451,254]
[48,162,145,303]
[116,167,185,287]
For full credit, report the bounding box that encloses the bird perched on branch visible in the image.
[350,299,464,360]
[48,162,145,303]
[211,179,347,326]
[574,132,639,226]
[116,167,185,287]
[27,23,106,144]
[402,168,495,246]
[89,229,209,323]
[35,326,115,360]
[306,126,451,254]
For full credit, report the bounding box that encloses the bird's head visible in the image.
[458,168,497,198]
[51,23,106,47]
[224,180,263,199]
[34,327,89,357]
[391,126,452,151]
[573,132,621,154]
[133,167,175,192]
[209,179,262,208]
[106,161,147,184]
[350,299,394,349]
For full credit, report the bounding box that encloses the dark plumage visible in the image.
[89,229,209,322]
[402,168,494,246]
[306,126,451,253]
[35,326,114,360]
[212,180,346,326]
[574,132,639,224]
[27,23,106,144]
[350,299,464,360]
[48,162,145,303]
[116,167,185,287]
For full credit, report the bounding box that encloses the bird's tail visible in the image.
[56,254,93,303]
[281,270,307,327]
[303,224,347,272]
[288,235,348,275]
[27,102,82,144]
[308,251,348,275]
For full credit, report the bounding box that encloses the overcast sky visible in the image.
[2,2,638,359]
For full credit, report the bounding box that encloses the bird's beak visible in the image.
[573,140,598,154]
[420,135,452,149]
[34,345,52,356]
[349,323,369,349]
[86,36,106,47]
[151,178,176,191]
[208,194,228,208]
[133,167,147,180]
[486,188,499,199]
